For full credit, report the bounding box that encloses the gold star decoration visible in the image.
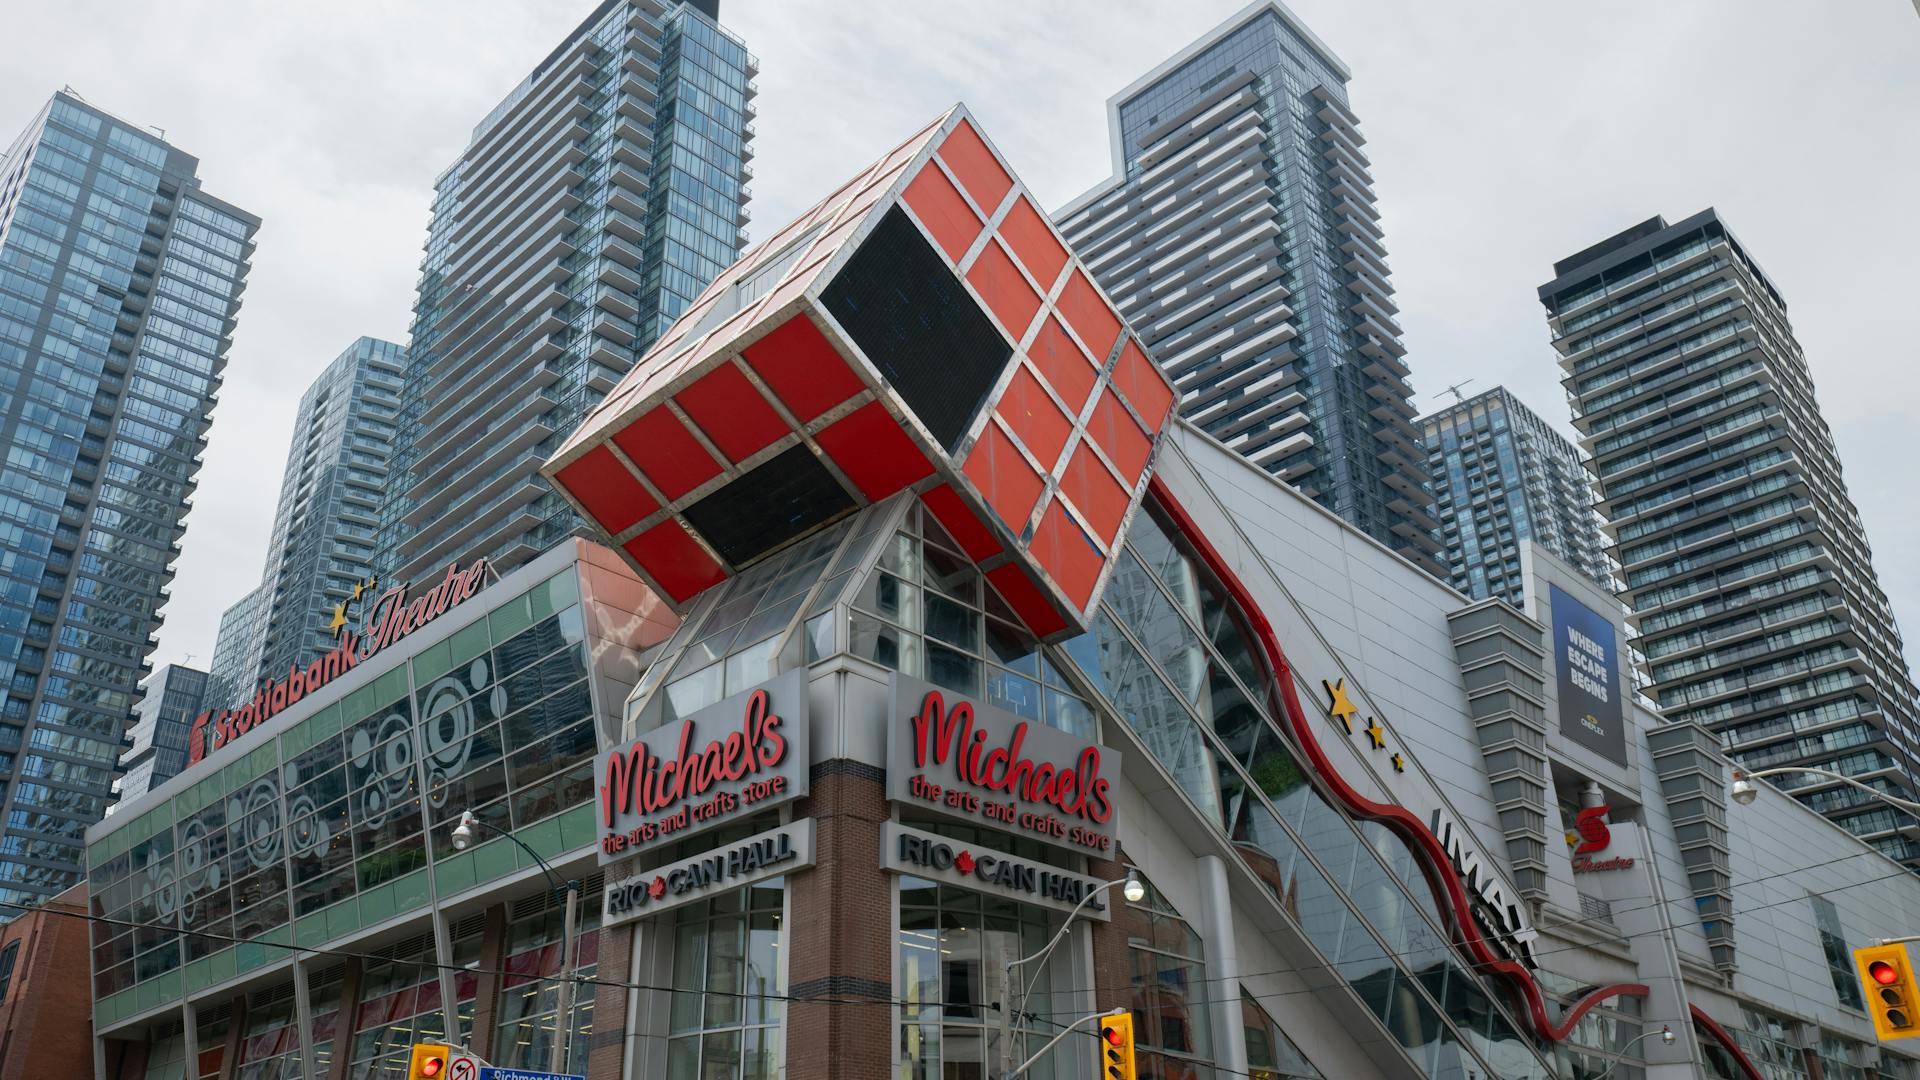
[1364,717,1386,750]
[1322,678,1359,733]
[352,577,375,602]
[1390,753,1405,773]
[327,602,349,638]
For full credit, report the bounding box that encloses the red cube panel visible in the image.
[986,563,1069,639]
[1087,388,1152,481]
[1056,269,1123,363]
[813,401,935,501]
[1060,442,1128,544]
[1026,316,1097,417]
[553,445,657,535]
[938,120,1012,215]
[920,484,999,562]
[741,315,866,424]
[1032,498,1104,609]
[675,363,789,464]
[998,195,1068,293]
[902,164,983,263]
[996,366,1070,471]
[612,407,724,501]
[1111,338,1175,434]
[623,520,726,603]
[966,240,1041,343]
[962,423,1043,533]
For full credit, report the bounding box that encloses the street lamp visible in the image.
[997,869,1144,1080]
[1587,1026,1675,1079]
[449,809,582,1074]
[1729,768,1920,815]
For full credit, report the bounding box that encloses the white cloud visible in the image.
[2,0,1915,675]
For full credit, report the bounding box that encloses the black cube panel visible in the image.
[682,444,856,567]
[821,206,1012,453]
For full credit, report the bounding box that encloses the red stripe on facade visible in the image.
[1145,475,1648,1043]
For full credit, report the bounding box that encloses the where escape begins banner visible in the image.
[1550,584,1627,765]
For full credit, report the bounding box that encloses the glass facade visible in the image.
[1058,8,1441,574]
[1420,386,1612,607]
[86,567,599,1025]
[1543,211,1920,867]
[382,0,755,588]
[119,663,209,804]
[0,92,256,906]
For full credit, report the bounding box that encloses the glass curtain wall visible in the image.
[665,881,784,1080]
[1055,498,1560,1079]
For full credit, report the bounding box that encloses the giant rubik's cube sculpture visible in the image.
[543,106,1174,640]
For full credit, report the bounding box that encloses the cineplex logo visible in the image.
[187,558,489,765]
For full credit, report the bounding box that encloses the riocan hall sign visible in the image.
[886,673,1119,855]
[881,822,1113,919]
[187,557,491,766]
[604,820,814,925]
[596,669,809,863]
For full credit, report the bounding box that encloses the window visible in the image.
[0,940,17,1004]
[667,882,783,1080]
[1242,989,1320,1078]
[1121,871,1213,1078]
[1812,896,1865,1011]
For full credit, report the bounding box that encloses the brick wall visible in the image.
[0,885,95,1080]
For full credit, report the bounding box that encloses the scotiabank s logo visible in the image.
[1573,806,1611,854]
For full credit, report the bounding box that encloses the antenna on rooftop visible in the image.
[1437,379,1476,404]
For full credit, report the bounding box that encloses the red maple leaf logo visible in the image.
[648,876,667,899]
[954,851,975,875]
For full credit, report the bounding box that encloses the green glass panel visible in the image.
[434,850,477,895]
[545,570,581,612]
[392,870,430,911]
[489,594,535,643]
[296,912,329,949]
[448,621,491,669]
[236,941,266,972]
[211,948,236,984]
[472,836,518,885]
[413,640,452,685]
[377,667,409,706]
[558,804,597,850]
[311,702,344,742]
[359,884,396,926]
[326,900,358,941]
[518,816,562,861]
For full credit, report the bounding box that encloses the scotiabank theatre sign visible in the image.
[886,673,1119,856]
[596,668,810,863]
[188,557,490,766]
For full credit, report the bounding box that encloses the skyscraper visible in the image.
[1055,2,1441,575]
[116,663,206,804]
[0,91,255,905]
[204,583,262,710]
[1542,210,1920,863]
[204,338,402,711]
[381,0,756,586]
[1421,385,1611,606]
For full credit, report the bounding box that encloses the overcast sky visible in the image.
[2,0,1915,675]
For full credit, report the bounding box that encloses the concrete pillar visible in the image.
[216,993,246,1080]
[292,956,318,1080]
[431,906,460,1050]
[1193,855,1248,1080]
[180,1000,199,1080]
[468,904,509,1059]
[325,958,362,1080]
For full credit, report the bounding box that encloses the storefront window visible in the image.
[494,893,602,1073]
[666,881,785,1080]
[899,867,1058,1080]
[1121,871,1213,1080]
[235,988,301,1080]
[347,934,453,1080]
[1731,1006,1811,1080]
[1241,990,1320,1079]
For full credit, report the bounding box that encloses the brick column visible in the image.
[1086,848,1133,1018]
[467,905,509,1056]
[585,923,632,1080]
[784,761,892,1080]
[325,958,362,1080]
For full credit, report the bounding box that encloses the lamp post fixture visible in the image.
[449,810,582,1074]
[1588,1025,1676,1079]
[997,869,1145,1080]
[1729,767,1920,815]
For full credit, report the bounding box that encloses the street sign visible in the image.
[447,1055,484,1080]
[478,1069,585,1080]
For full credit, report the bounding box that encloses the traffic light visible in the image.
[1856,943,1920,1040]
[408,1043,451,1080]
[1098,1011,1137,1080]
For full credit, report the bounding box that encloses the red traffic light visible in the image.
[420,1058,445,1078]
[1104,1027,1124,1047]
[1874,961,1902,986]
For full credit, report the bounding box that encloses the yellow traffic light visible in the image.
[408,1043,452,1080]
[1098,1011,1137,1080]
[1856,943,1920,1040]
